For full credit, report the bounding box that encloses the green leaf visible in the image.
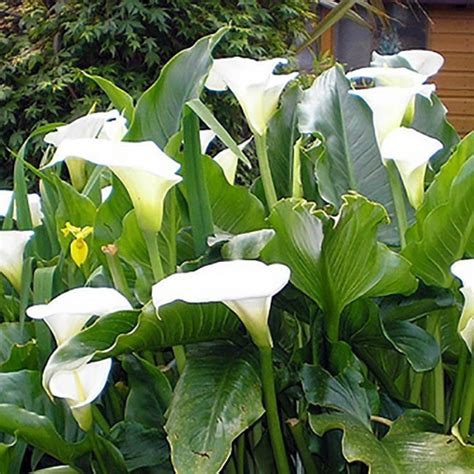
[411,94,459,170]
[0,323,36,371]
[125,28,228,148]
[268,83,303,198]
[165,342,264,474]
[110,421,172,472]
[186,98,251,167]
[123,354,172,428]
[310,410,474,473]
[43,303,241,382]
[203,156,267,234]
[83,72,134,123]
[403,133,474,287]
[301,362,374,427]
[0,371,90,464]
[263,195,417,338]
[298,65,397,244]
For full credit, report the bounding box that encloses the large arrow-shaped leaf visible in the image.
[43,303,241,383]
[125,28,228,147]
[298,65,397,244]
[166,342,264,474]
[263,195,417,339]
[310,410,474,473]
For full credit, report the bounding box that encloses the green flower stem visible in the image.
[103,245,133,301]
[386,160,409,249]
[92,406,110,435]
[259,346,291,474]
[173,345,186,374]
[236,433,245,474]
[409,371,423,406]
[292,137,304,199]
[450,343,468,425]
[182,105,214,256]
[143,230,164,282]
[255,132,278,209]
[459,355,474,439]
[88,429,108,474]
[288,419,320,474]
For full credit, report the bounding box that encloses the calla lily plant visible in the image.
[0,190,43,227]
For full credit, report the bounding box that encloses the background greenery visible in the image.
[0,0,312,185]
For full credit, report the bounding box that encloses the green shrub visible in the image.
[0,0,311,184]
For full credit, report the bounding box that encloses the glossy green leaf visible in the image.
[83,72,134,123]
[0,371,89,464]
[203,156,267,234]
[267,83,303,198]
[125,28,228,147]
[123,354,172,428]
[403,133,474,287]
[411,94,459,170]
[43,303,241,381]
[298,65,397,244]
[110,421,172,472]
[310,410,474,473]
[165,342,264,474]
[263,195,417,337]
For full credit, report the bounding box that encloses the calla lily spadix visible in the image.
[371,49,444,77]
[49,358,112,431]
[381,127,443,209]
[0,190,43,227]
[205,57,298,136]
[0,230,34,291]
[26,287,132,345]
[47,139,182,233]
[451,259,474,352]
[152,260,291,348]
[44,110,127,190]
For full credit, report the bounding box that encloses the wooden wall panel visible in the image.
[428,6,474,134]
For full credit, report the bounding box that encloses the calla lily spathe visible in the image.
[27,287,132,345]
[0,230,34,291]
[371,49,444,77]
[0,190,43,227]
[47,139,182,233]
[152,260,291,348]
[451,259,474,352]
[27,287,132,430]
[348,85,432,145]
[205,57,298,136]
[44,110,127,189]
[381,127,443,208]
[346,66,427,88]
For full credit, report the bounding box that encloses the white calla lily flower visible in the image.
[44,110,127,146]
[451,259,474,352]
[371,49,444,77]
[49,358,112,431]
[0,230,34,291]
[44,110,127,189]
[47,139,182,233]
[100,185,113,202]
[205,57,298,136]
[200,129,216,152]
[152,260,291,348]
[381,127,443,208]
[349,86,424,144]
[0,190,43,227]
[27,287,132,345]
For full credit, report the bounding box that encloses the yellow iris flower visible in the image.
[61,222,94,267]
